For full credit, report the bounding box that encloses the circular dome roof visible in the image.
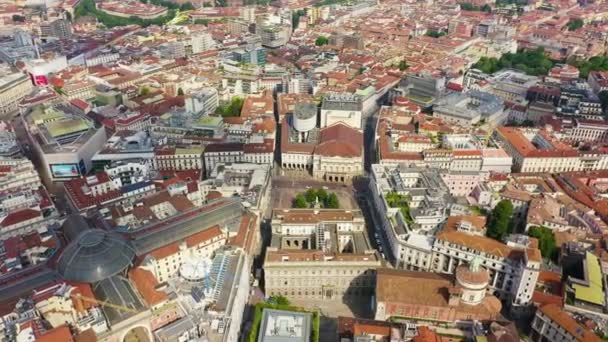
[57,229,136,283]
[456,264,490,286]
[180,257,211,282]
[294,102,317,119]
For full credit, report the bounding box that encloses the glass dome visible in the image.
[57,229,136,283]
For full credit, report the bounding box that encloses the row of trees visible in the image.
[474,47,608,80]
[459,2,491,12]
[486,199,513,241]
[496,0,527,6]
[473,48,554,76]
[567,55,608,79]
[313,0,349,7]
[293,188,340,209]
[566,18,584,31]
[75,0,177,27]
[485,200,558,261]
[292,9,305,29]
[140,0,195,11]
[193,18,210,26]
[528,226,558,260]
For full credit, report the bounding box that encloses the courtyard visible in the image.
[269,175,359,212]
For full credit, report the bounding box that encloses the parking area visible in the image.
[270,175,358,210]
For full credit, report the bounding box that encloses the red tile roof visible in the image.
[497,127,579,158]
[70,99,90,111]
[128,267,167,306]
[147,225,223,260]
[316,123,363,158]
[244,139,275,154]
[64,175,122,211]
[414,326,442,342]
[37,325,73,342]
[1,209,41,228]
[539,304,601,342]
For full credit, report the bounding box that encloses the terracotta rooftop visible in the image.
[436,229,541,263]
[496,127,579,158]
[414,327,442,342]
[37,325,73,342]
[128,267,167,306]
[316,123,363,158]
[1,209,42,228]
[147,225,223,260]
[538,304,601,342]
[376,268,501,316]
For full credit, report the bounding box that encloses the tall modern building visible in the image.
[24,105,107,181]
[233,46,266,66]
[39,18,72,40]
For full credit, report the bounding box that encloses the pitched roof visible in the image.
[128,267,167,306]
[37,325,73,342]
[538,304,601,342]
[1,209,41,228]
[147,225,223,260]
[375,268,501,317]
[316,123,363,158]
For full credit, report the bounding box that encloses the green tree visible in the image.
[566,18,583,31]
[180,2,195,10]
[473,48,555,76]
[528,226,557,260]
[486,200,513,241]
[567,55,608,79]
[203,1,212,6]
[315,189,328,203]
[75,0,177,27]
[177,88,184,96]
[194,18,209,25]
[398,59,409,71]
[269,295,290,305]
[292,9,305,29]
[139,86,151,96]
[325,193,339,209]
[293,194,308,208]
[315,35,329,46]
[459,2,475,10]
[216,97,244,117]
[304,188,317,203]
[425,29,446,38]
[459,2,490,11]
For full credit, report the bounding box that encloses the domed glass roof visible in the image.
[57,229,136,283]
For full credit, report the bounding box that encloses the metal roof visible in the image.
[57,229,136,283]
